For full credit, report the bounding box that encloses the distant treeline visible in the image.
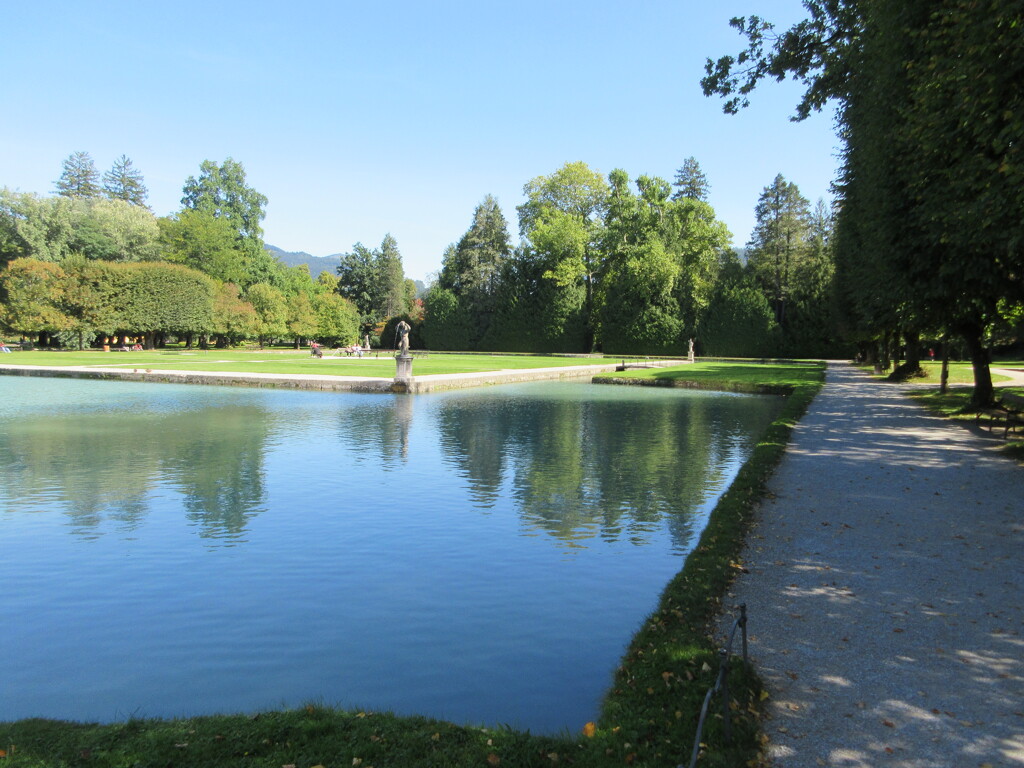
[417,162,841,359]
[2,153,842,357]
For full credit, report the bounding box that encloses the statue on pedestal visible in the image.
[396,320,411,356]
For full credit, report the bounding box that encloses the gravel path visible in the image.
[718,362,1023,767]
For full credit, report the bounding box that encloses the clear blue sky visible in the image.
[1,0,840,282]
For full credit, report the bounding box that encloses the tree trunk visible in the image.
[940,338,950,394]
[872,338,883,374]
[888,329,924,381]
[584,270,595,352]
[961,324,994,407]
[903,330,921,369]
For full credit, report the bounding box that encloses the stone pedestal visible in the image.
[395,353,413,383]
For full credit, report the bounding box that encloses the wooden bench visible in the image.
[975,391,1024,438]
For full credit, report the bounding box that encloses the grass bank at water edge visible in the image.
[0,361,826,768]
[593,362,825,767]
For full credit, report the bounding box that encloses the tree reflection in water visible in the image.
[0,395,268,543]
[0,379,778,553]
[428,385,766,552]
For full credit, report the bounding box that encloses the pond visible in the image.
[0,376,782,733]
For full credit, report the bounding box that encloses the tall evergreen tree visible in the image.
[102,155,149,207]
[377,233,407,319]
[55,151,100,198]
[746,174,811,327]
[671,156,711,202]
[441,195,511,298]
[335,235,408,330]
[437,195,512,346]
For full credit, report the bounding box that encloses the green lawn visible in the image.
[0,349,641,378]
[596,360,826,394]
[0,359,825,768]
[857,360,1012,385]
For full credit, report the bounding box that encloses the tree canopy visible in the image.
[703,0,1023,403]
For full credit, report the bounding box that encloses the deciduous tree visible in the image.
[0,190,76,266]
[159,210,248,284]
[0,258,68,337]
[701,0,1023,404]
[245,283,288,347]
[181,158,274,288]
[518,162,609,350]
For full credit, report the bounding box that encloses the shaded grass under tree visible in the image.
[906,385,1024,462]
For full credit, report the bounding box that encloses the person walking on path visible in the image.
[720,362,1023,767]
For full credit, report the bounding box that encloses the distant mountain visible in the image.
[265,245,339,278]
[267,246,431,292]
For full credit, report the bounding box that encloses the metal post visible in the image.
[740,603,748,665]
[719,648,732,744]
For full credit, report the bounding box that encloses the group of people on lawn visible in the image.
[309,342,368,358]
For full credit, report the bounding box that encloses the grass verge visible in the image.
[0,362,825,768]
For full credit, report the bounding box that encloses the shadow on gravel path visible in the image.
[720,362,1023,768]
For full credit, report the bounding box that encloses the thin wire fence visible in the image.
[685,604,748,768]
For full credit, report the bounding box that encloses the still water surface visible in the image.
[0,376,782,733]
